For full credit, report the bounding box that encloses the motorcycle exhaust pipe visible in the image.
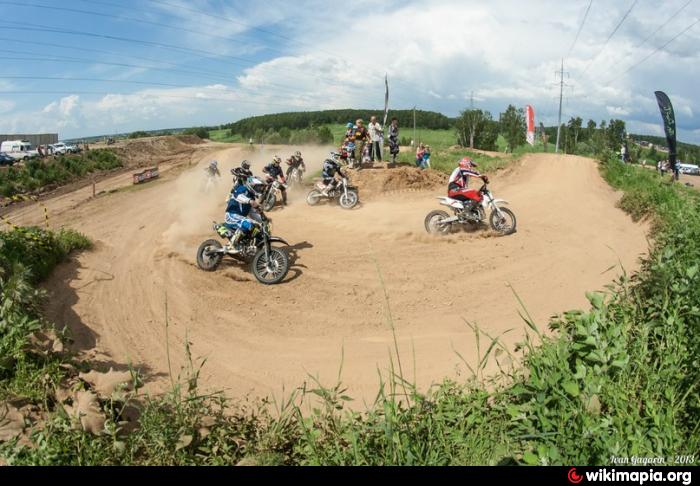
[440,216,459,224]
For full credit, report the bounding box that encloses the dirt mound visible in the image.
[175,135,205,145]
[351,166,447,198]
[111,136,204,168]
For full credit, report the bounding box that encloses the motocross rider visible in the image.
[206,160,221,178]
[321,152,344,196]
[448,157,489,205]
[262,155,288,205]
[228,161,254,194]
[223,171,262,248]
[285,151,306,179]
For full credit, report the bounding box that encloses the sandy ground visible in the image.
[6,147,649,404]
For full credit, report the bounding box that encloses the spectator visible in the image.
[388,117,400,164]
[368,116,383,162]
[353,119,369,159]
[421,145,431,169]
[415,143,426,168]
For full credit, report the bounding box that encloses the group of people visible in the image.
[415,143,432,169]
[205,152,306,249]
[340,116,401,165]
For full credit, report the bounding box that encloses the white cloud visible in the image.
[2,0,700,141]
[0,100,15,114]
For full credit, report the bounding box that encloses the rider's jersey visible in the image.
[263,163,284,180]
[286,156,305,169]
[322,159,342,179]
[206,166,221,177]
[449,167,481,189]
[226,184,256,217]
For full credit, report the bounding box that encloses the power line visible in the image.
[633,0,693,50]
[580,0,639,76]
[0,21,376,93]
[0,0,290,58]
[127,0,437,99]
[0,89,308,111]
[0,52,331,99]
[567,0,593,58]
[607,17,700,83]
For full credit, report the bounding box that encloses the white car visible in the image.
[51,143,80,155]
[679,163,700,176]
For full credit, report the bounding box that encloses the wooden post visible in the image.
[92,179,96,197]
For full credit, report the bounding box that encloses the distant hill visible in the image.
[223,109,453,136]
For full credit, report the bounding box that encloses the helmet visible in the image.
[459,157,477,170]
[346,123,353,129]
[231,167,248,180]
[209,160,218,169]
[241,160,251,171]
[294,151,301,158]
[330,151,341,161]
[272,155,282,165]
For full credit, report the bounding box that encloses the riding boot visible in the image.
[230,229,244,247]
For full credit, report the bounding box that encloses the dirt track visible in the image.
[7,147,649,402]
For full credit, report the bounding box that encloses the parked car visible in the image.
[0,152,14,166]
[50,142,80,155]
[679,163,700,176]
[0,140,39,161]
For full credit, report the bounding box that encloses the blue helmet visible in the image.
[346,122,353,129]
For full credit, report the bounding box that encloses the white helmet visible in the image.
[209,160,218,169]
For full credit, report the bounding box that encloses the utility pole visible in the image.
[413,106,416,148]
[555,59,568,154]
[470,91,474,110]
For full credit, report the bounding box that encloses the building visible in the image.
[0,133,59,147]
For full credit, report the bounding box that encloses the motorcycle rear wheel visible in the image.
[251,247,289,285]
[306,189,322,206]
[424,210,452,235]
[489,207,517,235]
[196,239,224,271]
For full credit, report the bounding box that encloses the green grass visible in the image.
[2,157,699,465]
[209,129,245,143]
[0,150,123,198]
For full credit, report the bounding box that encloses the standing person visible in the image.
[353,119,369,163]
[388,117,400,165]
[368,116,383,162]
[421,145,432,170]
[415,143,426,168]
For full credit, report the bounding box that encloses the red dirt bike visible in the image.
[424,183,517,235]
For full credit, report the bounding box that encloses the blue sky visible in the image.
[0,0,699,143]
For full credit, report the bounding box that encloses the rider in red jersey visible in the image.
[448,157,489,204]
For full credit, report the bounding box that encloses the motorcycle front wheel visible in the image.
[262,193,277,212]
[251,247,289,285]
[424,210,452,235]
[339,190,359,209]
[306,189,322,206]
[489,207,517,235]
[196,239,224,271]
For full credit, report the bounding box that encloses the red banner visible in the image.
[526,105,535,146]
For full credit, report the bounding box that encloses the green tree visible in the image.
[499,105,526,153]
[606,119,626,151]
[455,109,488,148]
[565,117,583,153]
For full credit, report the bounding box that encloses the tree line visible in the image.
[224,109,452,136]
